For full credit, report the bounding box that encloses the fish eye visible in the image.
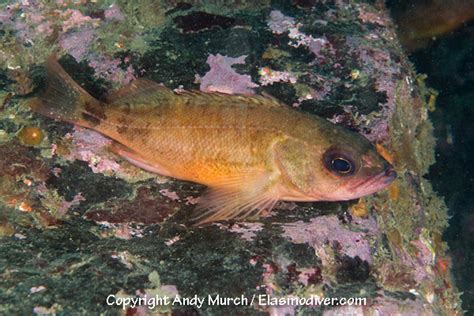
[331,157,352,174]
[323,150,356,177]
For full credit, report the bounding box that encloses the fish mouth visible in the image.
[365,165,397,192]
[382,165,397,184]
[313,165,397,202]
[349,165,397,197]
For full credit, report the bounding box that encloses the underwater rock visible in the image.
[173,11,237,33]
[84,185,181,225]
[0,1,461,315]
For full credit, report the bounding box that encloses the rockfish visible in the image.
[30,57,396,224]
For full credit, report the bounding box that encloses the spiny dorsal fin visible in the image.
[107,79,287,110]
[260,92,288,107]
[175,89,287,108]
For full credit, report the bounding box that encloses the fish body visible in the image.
[395,0,474,51]
[30,57,396,223]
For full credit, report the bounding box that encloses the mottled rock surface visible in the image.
[0,0,462,315]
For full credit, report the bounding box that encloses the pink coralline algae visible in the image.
[57,192,85,215]
[87,54,136,85]
[268,10,334,61]
[394,238,436,284]
[104,4,124,21]
[3,4,98,45]
[53,7,135,85]
[310,74,335,101]
[0,2,135,86]
[259,67,297,86]
[197,54,258,95]
[184,196,199,205]
[61,9,99,32]
[0,6,12,24]
[58,27,95,61]
[357,5,389,26]
[159,189,181,202]
[267,10,296,34]
[4,1,53,44]
[342,33,403,142]
[297,268,321,286]
[224,222,264,242]
[63,127,121,175]
[281,215,375,264]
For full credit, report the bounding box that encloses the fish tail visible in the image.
[29,56,104,128]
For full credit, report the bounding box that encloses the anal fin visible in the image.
[193,171,280,225]
[110,142,173,177]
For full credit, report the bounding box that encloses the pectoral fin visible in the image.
[193,171,280,225]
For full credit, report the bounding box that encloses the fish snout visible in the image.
[383,165,397,184]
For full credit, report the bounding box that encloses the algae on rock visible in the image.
[0,0,462,315]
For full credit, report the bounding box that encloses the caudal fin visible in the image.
[29,56,103,128]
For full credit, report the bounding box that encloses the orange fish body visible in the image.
[30,57,396,223]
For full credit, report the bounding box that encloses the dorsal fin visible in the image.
[106,79,173,104]
[260,92,287,107]
[107,80,288,110]
[175,89,287,108]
